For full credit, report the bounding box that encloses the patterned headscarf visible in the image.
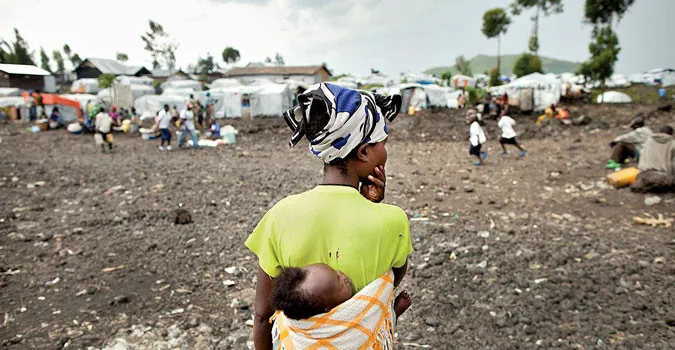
[283,83,402,164]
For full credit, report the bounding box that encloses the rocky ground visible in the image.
[0,104,673,349]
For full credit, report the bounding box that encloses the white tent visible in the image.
[422,84,455,108]
[209,78,243,89]
[160,79,202,91]
[162,88,198,100]
[0,88,21,97]
[71,78,101,94]
[596,91,632,103]
[97,85,155,103]
[199,83,292,118]
[116,75,153,86]
[134,94,188,119]
[489,72,561,111]
[451,75,476,89]
[0,96,27,108]
[390,83,428,112]
[605,74,631,88]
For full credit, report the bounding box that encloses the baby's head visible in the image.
[271,263,353,320]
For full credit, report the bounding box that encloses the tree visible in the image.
[440,71,453,86]
[52,51,65,73]
[454,55,473,76]
[510,0,563,55]
[577,0,634,92]
[116,52,129,63]
[513,52,543,77]
[39,47,52,73]
[63,44,71,57]
[0,28,35,65]
[221,46,240,64]
[196,53,218,75]
[70,53,82,67]
[98,74,116,89]
[141,20,179,74]
[264,56,272,64]
[275,53,285,66]
[489,67,500,87]
[482,8,511,74]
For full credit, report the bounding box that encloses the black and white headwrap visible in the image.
[283,83,402,164]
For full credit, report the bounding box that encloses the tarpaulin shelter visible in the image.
[22,92,82,122]
[97,85,155,104]
[134,94,188,119]
[389,83,428,112]
[451,75,476,89]
[116,75,153,86]
[0,87,21,97]
[71,78,101,94]
[489,72,561,112]
[596,91,632,103]
[199,83,292,118]
[160,79,201,91]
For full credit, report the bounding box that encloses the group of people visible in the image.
[465,107,526,166]
[607,116,675,191]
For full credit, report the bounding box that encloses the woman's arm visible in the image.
[253,266,274,350]
[393,259,408,288]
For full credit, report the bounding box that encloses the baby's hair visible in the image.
[271,267,325,320]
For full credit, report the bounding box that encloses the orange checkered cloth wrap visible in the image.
[270,271,397,350]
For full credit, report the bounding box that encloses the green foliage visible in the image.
[584,0,635,24]
[222,46,240,64]
[196,53,218,75]
[264,56,272,64]
[98,74,116,89]
[440,71,453,85]
[465,86,486,106]
[141,20,178,73]
[513,53,543,77]
[52,51,65,73]
[275,53,285,66]
[329,74,348,81]
[116,52,129,62]
[63,44,71,57]
[70,53,82,67]
[361,83,384,91]
[482,8,511,39]
[401,78,409,84]
[577,25,620,87]
[454,55,472,76]
[528,34,540,53]
[40,47,52,73]
[511,0,563,16]
[0,28,35,65]
[488,67,500,87]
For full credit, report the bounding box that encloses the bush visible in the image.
[98,74,116,89]
[489,67,500,87]
[513,53,543,78]
[465,86,487,106]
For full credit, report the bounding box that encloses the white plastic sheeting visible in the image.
[59,94,99,109]
[160,79,202,91]
[97,85,155,103]
[0,97,27,107]
[162,88,198,100]
[71,78,101,94]
[0,88,21,97]
[451,75,476,89]
[489,73,561,111]
[605,74,631,88]
[209,78,242,89]
[134,94,188,119]
[422,84,456,108]
[596,91,632,103]
[198,83,292,118]
[116,75,153,86]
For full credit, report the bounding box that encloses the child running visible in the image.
[156,104,172,151]
[271,263,411,320]
[467,109,487,165]
[497,114,526,157]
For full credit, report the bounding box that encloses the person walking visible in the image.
[156,104,173,151]
[497,114,526,157]
[95,107,114,152]
[178,104,199,150]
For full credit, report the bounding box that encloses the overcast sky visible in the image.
[1,0,672,76]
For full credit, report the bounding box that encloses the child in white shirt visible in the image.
[467,109,487,165]
[497,114,526,157]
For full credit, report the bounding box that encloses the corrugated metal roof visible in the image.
[84,58,148,75]
[0,63,51,76]
[222,65,330,77]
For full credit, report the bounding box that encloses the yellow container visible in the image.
[408,106,416,115]
[107,134,114,143]
[607,167,640,188]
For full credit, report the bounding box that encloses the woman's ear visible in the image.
[356,143,369,162]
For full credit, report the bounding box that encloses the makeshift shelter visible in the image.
[489,72,561,112]
[134,94,188,119]
[450,75,476,89]
[22,92,81,122]
[209,78,243,89]
[74,58,151,79]
[116,75,153,86]
[71,78,101,94]
[97,85,154,104]
[605,74,631,88]
[0,87,21,97]
[199,83,292,118]
[160,79,201,91]
[162,88,198,100]
[422,84,455,108]
[0,96,29,120]
[596,91,632,104]
[389,83,428,112]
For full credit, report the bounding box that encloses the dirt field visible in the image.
[1,104,674,350]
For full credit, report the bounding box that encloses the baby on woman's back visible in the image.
[271,263,411,320]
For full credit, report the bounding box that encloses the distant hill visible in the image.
[425,54,581,76]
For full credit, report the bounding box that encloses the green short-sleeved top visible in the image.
[245,185,412,292]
